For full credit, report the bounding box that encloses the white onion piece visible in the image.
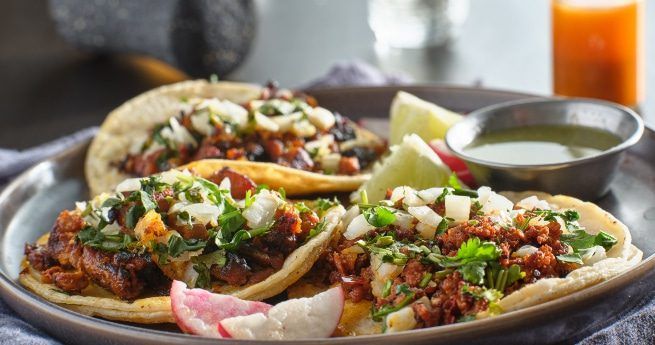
[218,177,231,193]
[158,169,192,185]
[168,117,197,147]
[392,211,416,231]
[242,190,282,229]
[385,306,417,333]
[415,222,437,240]
[475,187,491,206]
[341,205,361,229]
[343,214,375,240]
[305,134,335,154]
[199,99,248,128]
[481,192,514,215]
[582,246,607,265]
[370,254,404,297]
[190,111,215,136]
[307,106,336,130]
[291,120,317,138]
[320,153,341,173]
[115,178,142,193]
[417,188,445,204]
[180,203,221,226]
[513,245,539,257]
[254,112,280,132]
[390,186,416,203]
[517,196,551,211]
[271,112,303,132]
[407,206,443,228]
[445,195,471,222]
[403,191,425,207]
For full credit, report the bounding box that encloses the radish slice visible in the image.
[219,287,345,340]
[170,280,271,338]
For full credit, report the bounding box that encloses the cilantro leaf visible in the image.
[560,230,618,252]
[459,261,487,285]
[125,205,145,229]
[167,235,207,257]
[363,206,396,227]
[556,253,584,265]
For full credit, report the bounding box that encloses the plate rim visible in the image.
[1,84,653,343]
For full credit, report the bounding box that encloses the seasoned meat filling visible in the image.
[120,85,384,177]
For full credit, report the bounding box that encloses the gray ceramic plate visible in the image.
[1,86,654,345]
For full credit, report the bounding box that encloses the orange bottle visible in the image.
[552,0,644,107]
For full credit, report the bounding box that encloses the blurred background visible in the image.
[1,0,653,149]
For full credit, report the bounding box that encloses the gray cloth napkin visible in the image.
[0,60,652,344]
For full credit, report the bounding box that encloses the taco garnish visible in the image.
[21,168,345,323]
[85,80,385,196]
[309,186,641,334]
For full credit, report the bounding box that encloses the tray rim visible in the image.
[1,84,653,343]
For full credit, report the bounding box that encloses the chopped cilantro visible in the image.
[362,206,396,227]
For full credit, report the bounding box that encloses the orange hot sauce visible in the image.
[552,0,644,107]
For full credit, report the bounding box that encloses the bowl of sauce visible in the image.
[445,98,643,200]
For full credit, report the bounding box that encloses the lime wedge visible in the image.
[389,91,463,146]
[357,134,453,203]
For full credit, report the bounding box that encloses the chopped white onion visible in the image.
[417,188,445,204]
[190,111,215,136]
[445,195,471,222]
[307,106,336,130]
[390,186,415,203]
[167,117,198,147]
[513,245,539,257]
[582,246,607,265]
[242,190,282,229]
[218,177,231,193]
[291,120,317,138]
[481,192,514,215]
[415,222,437,240]
[343,214,375,240]
[254,112,280,132]
[270,112,303,132]
[199,99,248,128]
[158,169,191,185]
[370,254,404,297]
[392,211,416,231]
[115,178,142,193]
[342,205,361,229]
[408,206,443,228]
[517,196,551,211]
[179,203,221,226]
[320,153,341,173]
[385,306,417,333]
[305,134,335,155]
[476,186,493,205]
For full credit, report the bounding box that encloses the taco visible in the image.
[85,80,386,196]
[20,168,345,323]
[304,185,641,335]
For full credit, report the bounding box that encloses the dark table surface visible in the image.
[1,0,653,150]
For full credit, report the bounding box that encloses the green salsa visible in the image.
[463,125,621,165]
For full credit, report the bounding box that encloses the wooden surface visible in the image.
[1,0,653,149]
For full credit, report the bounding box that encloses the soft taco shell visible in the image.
[476,192,643,317]
[332,192,642,331]
[19,206,345,324]
[86,80,262,197]
[85,79,383,196]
